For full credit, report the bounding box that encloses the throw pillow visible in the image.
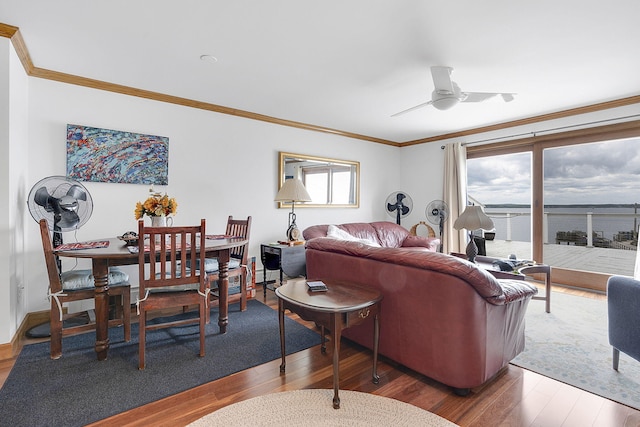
[327,225,381,247]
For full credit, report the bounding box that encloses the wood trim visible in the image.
[468,119,640,158]
[2,22,639,148]
[0,310,49,360]
[403,96,640,147]
[551,267,608,293]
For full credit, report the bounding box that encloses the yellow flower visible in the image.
[134,192,177,219]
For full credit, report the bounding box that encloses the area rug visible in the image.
[511,291,640,410]
[188,389,458,426]
[0,300,320,427]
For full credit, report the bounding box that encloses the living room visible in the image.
[2,2,640,425]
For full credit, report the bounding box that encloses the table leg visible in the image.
[331,313,342,409]
[92,259,110,361]
[279,299,286,372]
[320,325,327,354]
[545,272,551,313]
[263,266,267,298]
[372,313,380,384]
[218,250,230,334]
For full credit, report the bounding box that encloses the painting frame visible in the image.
[66,124,169,185]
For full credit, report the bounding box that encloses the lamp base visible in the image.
[286,223,301,241]
[465,237,479,263]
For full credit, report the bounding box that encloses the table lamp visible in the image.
[453,205,494,263]
[274,178,312,241]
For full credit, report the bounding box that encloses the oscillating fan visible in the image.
[426,200,449,251]
[385,191,413,225]
[27,176,94,248]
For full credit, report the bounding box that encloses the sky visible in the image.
[467,137,640,205]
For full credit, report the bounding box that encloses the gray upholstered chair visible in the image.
[607,275,640,370]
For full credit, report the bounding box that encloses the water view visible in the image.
[486,204,640,248]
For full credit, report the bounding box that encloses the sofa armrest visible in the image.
[607,275,640,361]
[488,279,538,304]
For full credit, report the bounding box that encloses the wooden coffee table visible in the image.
[276,279,382,409]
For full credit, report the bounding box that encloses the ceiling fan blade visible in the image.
[391,100,434,117]
[462,92,517,103]
[461,92,499,103]
[430,66,455,95]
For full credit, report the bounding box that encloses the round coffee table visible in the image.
[276,279,382,409]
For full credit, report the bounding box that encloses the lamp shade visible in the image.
[274,178,312,203]
[453,205,494,231]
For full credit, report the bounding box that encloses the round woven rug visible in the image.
[188,389,457,426]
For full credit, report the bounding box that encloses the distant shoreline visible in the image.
[486,203,639,209]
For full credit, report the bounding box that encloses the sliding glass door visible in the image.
[467,152,532,260]
[465,120,640,290]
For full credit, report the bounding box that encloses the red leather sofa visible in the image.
[303,222,538,394]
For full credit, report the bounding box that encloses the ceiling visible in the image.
[2,1,640,145]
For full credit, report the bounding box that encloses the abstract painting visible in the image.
[66,124,169,185]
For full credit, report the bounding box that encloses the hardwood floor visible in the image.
[2,284,640,426]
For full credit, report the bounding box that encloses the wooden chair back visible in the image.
[39,219,63,294]
[138,219,208,295]
[226,215,252,264]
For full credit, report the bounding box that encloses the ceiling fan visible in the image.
[392,66,516,116]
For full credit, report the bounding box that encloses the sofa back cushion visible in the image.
[326,224,381,247]
[305,237,510,301]
[304,221,411,248]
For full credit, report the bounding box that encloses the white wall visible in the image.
[0,38,29,344]
[19,77,402,321]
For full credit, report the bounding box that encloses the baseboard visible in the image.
[0,310,50,361]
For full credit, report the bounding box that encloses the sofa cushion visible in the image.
[402,235,440,251]
[327,224,381,247]
[369,221,410,248]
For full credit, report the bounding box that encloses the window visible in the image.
[466,120,640,291]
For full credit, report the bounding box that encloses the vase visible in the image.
[151,216,166,227]
[150,216,168,245]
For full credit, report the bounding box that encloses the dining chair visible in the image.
[136,219,209,370]
[206,216,252,311]
[39,218,131,360]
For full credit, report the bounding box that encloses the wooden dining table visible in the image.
[55,236,248,361]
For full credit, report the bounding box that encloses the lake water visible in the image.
[485,206,640,243]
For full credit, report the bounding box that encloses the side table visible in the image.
[276,280,382,409]
[260,243,306,297]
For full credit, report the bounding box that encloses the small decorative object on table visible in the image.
[134,188,178,224]
[306,280,328,292]
[118,231,138,246]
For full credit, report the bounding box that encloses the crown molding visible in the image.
[2,22,639,148]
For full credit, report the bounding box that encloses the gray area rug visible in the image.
[0,300,320,427]
[511,291,640,410]
[188,389,458,426]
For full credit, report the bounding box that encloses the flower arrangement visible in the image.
[134,190,178,219]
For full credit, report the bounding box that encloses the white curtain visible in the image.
[443,142,468,254]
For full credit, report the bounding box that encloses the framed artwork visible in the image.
[66,124,169,185]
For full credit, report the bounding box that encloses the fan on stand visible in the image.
[25,176,94,338]
[385,191,413,225]
[27,176,94,249]
[426,200,449,252]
